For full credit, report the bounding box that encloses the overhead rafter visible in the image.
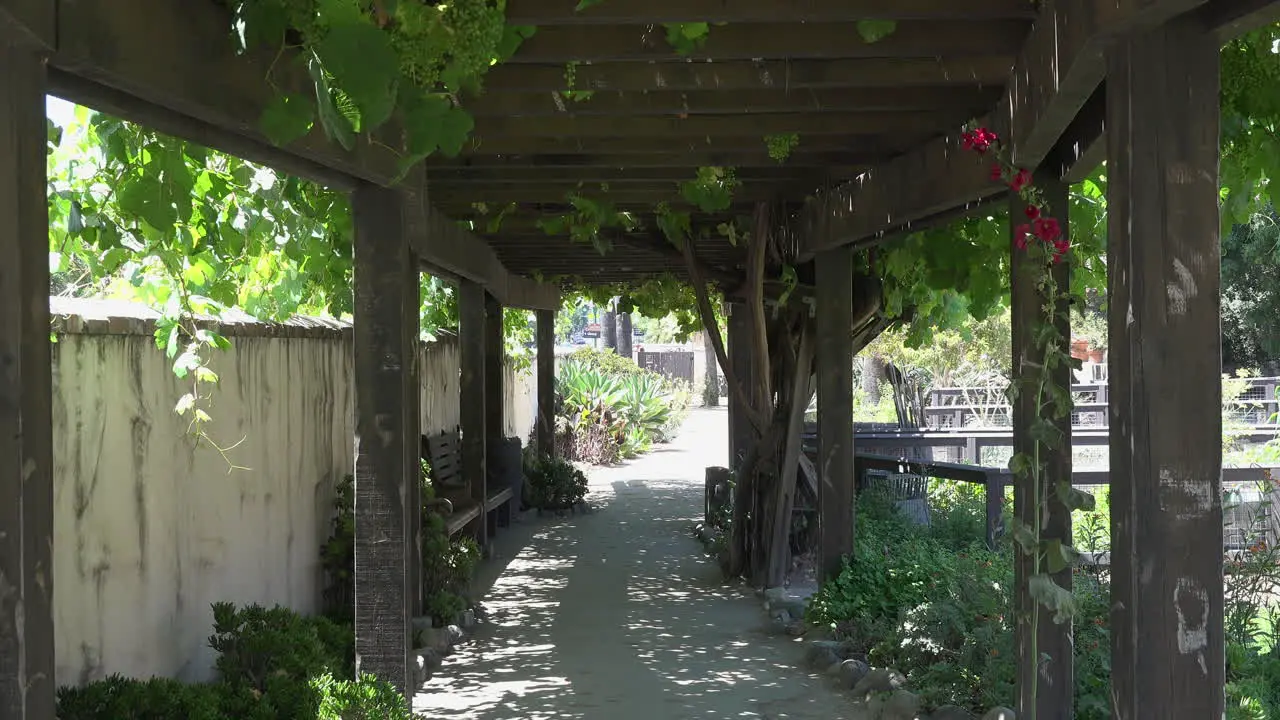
[481,57,1016,94]
[794,0,1212,259]
[505,21,1031,63]
[1203,0,1280,38]
[469,111,971,138]
[505,0,1037,24]
[462,86,1002,118]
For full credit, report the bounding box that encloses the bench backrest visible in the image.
[423,430,464,488]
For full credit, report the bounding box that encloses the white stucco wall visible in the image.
[49,299,537,686]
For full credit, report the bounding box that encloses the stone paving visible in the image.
[413,407,854,719]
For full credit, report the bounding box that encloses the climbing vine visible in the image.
[962,126,1095,720]
[764,133,799,163]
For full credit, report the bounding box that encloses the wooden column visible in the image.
[404,264,422,617]
[0,36,55,720]
[726,302,753,469]
[459,280,488,546]
[602,306,618,352]
[815,247,855,583]
[1010,175,1073,719]
[352,184,413,693]
[484,293,504,444]
[536,308,556,457]
[1106,14,1224,718]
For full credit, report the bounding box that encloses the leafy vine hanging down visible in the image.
[962,125,1095,720]
[233,0,535,173]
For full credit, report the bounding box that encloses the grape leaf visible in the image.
[260,94,316,147]
[856,20,897,44]
[313,19,400,131]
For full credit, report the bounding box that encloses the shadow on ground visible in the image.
[414,408,850,719]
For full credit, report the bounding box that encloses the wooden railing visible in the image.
[925,377,1280,429]
[799,425,1279,551]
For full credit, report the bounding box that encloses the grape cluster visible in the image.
[765,133,800,163]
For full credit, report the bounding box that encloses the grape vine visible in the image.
[764,133,799,163]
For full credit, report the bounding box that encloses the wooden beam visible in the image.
[432,150,881,169]
[506,0,1037,24]
[536,309,556,457]
[0,37,55,720]
[463,86,1002,117]
[505,21,1031,63]
[471,111,969,139]
[0,0,53,48]
[815,245,856,583]
[352,184,413,694]
[458,280,489,547]
[794,0,1210,258]
[432,182,801,205]
[482,57,1017,94]
[1044,86,1106,183]
[1203,0,1280,39]
[1010,176,1073,720]
[1106,14,1224,718]
[431,165,854,184]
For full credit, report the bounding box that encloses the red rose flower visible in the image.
[1010,169,1032,193]
[1025,205,1040,220]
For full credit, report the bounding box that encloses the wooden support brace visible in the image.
[536,309,556,458]
[0,36,55,720]
[352,185,414,694]
[1106,13,1224,718]
[1010,174,1074,720]
[815,247,856,583]
[459,280,489,548]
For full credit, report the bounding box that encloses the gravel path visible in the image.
[413,407,853,719]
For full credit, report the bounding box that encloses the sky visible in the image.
[46,95,77,128]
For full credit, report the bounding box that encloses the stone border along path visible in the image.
[413,407,858,719]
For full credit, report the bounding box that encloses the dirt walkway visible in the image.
[413,407,852,719]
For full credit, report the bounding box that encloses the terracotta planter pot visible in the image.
[1087,349,1104,363]
[1070,338,1090,361]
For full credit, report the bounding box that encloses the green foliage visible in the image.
[421,460,482,625]
[524,453,590,509]
[57,603,413,720]
[232,0,532,171]
[806,487,1112,715]
[678,166,739,212]
[764,133,799,163]
[1222,209,1280,369]
[536,191,638,254]
[319,474,356,621]
[856,19,897,44]
[662,22,711,54]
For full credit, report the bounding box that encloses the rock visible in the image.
[806,640,846,670]
[982,709,1016,720]
[931,706,976,720]
[838,658,870,689]
[852,668,906,698]
[411,647,443,689]
[459,609,477,628]
[412,624,452,653]
[784,621,806,637]
[770,610,794,634]
[447,624,465,646]
[881,690,922,720]
[826,661,845,677]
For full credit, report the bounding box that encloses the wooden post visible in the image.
[602,306,618,351]
[0,36,55,720]
[403,262,422,617]
[984,474,1005,552]
[726,302,753,469]
[1010,173,1074,719]
[352,184,413,693]
[1106,14,1224,719]
[459,280,488,547]
[536,308,556,457]
[815,246,855,583]
[483,292,504,541]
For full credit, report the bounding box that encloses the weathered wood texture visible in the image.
[0,0,53,48]
[815,247,856,582]
[0,38,55,720]
[403,261,423,617]
[1106,14,1224,719]
[726,303,754,469]
[459,280,489,547]
[1010,176,1073,720]
[505,0,1037,24]
[352,185,413,693]
[603,309,618,351]
[483,292,504,526]
[536,309,556,457]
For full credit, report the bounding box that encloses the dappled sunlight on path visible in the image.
[413,408,853,719]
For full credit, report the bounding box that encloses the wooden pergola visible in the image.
[2,0,1278,717]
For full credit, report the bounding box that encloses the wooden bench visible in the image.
[422,430,516,538]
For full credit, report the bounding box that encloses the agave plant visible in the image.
[556,360,625,424]
[618,372,672,439]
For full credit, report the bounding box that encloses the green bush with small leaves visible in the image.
[524,454,589,510]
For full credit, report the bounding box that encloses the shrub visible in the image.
[58,603,416,720]
[525,453,589,510]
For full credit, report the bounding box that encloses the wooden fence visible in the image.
[636,350,695,386]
